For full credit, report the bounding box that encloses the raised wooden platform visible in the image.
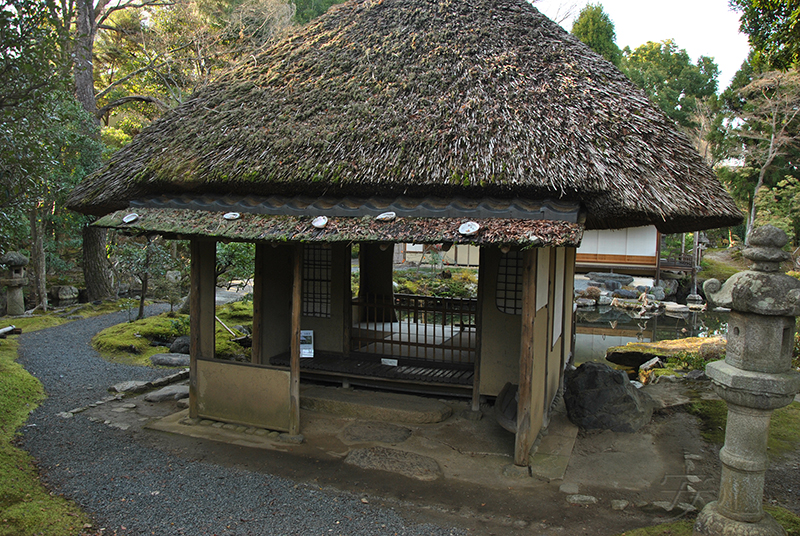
[269,351,474,388]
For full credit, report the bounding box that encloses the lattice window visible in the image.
[496,250,523,315]
[303,245,331,318]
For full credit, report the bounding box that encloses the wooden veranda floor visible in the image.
[269,351,474,389]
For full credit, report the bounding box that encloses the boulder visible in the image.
[48,285,79,301]
[660,279,679,297]
[564,362,654,433]
[586,272,634,287]
[605,280,622,291]
[170,336,190,354]
[612,289,638,299]
[650,286,666,301]
[575,298,596,308]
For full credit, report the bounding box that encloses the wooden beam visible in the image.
[251,244,266,364]
[189,239,216,419]
[289,243,303,436]
[515,248,536,466]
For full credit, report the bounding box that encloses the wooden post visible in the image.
[189,239,216,419]
[251,244,266,364]
[289,243,303,436]
[343,243,352,357]
[471,247,486,413]
[515,248,536,466]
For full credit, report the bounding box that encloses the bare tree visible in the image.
[736,71,800,243]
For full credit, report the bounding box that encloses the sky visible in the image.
[534,0,752,91]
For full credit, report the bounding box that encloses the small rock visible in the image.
[611,500,629,511]
[254,429,268,436]
[57,412,74,419]
[143,384,189,402]
[110,380,149,393]
[559,482,580,494]
[575,298,596,308]
[639,501,674,514]
[199,420,214,426]
[566,494,598,505]
[177,399,189,409]
[597,295,613,306]
[279,433,305,444]
[686,369,707,381]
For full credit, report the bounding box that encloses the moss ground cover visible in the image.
[615,506,800,536]
[688,400,800,459]
[92,302,255,366]
[0,337,94,535]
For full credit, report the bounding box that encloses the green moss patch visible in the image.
[92,306,254,366]
[0,338,94,535]
[613,506,800,536]
[688,400,800,459]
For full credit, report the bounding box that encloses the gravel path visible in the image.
[18,307,464,536]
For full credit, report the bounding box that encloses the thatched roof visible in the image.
[67,0,741,235]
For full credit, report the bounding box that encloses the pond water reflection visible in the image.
[573,306,730,365]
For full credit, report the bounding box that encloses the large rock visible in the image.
[586,272,634,287]
[564,362,654,433]
[170,336,190,354]
[48,285,79,301]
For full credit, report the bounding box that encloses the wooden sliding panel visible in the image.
[189,239,216,419]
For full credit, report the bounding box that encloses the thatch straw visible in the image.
[68,0,741,234]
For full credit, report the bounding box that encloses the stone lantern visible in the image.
[696,225,800,536]
[0,251,30,316]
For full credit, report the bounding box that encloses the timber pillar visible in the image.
[695,225,800,536]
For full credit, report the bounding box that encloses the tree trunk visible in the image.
[29,207,48,312]
[75,0,115,299]
[83,224,115,301]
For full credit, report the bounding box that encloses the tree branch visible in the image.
[95,95,168,119]
[94,43,191,101]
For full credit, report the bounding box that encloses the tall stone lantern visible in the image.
[0,251,30,316]
[696,225,800,536]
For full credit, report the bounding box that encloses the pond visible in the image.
[573,306,730,365]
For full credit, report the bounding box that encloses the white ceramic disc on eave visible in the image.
[223,212,241,220]
[458,221,480,236]
[312,216,328,229]
[122,213,139,224]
